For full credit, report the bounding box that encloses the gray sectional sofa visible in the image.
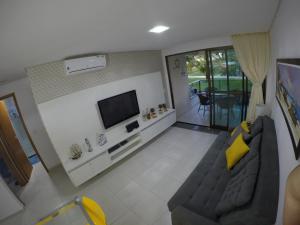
[168,116,279,225]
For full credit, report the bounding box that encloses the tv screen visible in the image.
[98,90,140,129]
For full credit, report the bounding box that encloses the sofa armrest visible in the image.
[171,206,219,225]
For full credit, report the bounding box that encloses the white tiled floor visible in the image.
[0,127,217,225]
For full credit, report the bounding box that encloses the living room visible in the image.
[0,0,299,225]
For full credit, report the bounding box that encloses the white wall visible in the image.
[0,78,60,169]
[266,0,300,224]
[161,36,232,107]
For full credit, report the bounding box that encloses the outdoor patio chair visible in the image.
[197,93,210,117]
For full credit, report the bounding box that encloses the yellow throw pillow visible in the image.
[240,121,250,133]
[225,133,250,170]
[231,121,249,136]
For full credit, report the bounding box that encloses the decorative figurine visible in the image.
[150,108,157,118]
[147,112,151,120]
[158,104,163,114]
[85,138,93,152]
[162,103,168,112]
[97,133,107,146]
[142,109,148,121]
[70,144,82,160]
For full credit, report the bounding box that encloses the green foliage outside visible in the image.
[186,49,251,92]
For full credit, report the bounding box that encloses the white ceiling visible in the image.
[0,0,279,81]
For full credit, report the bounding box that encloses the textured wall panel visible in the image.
[27,51,162,104]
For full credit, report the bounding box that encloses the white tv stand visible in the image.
[64,109,176,186]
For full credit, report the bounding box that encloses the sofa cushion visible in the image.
[231,121,249,136]
[215,135,261,216]
[227,126,252,146]
[225,134,250,170]
[230,134,262,176]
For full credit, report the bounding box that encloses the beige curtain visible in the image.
[232,32,271,122]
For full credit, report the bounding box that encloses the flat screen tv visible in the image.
[98,90,140,129]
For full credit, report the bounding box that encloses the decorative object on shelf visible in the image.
[85,138,93,152]
[162,103,168,112]
[146,108,151,120]
[158,104,163,114]
[97,133,107,146]
[142,111,147,121]
[276,59,300,159]
[142,108,148,121]
[70,144,82,160]
[150,108,157,118]
[147,113,151,120]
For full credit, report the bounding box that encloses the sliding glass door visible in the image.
[208,48,251,129]
[166,46,251,130]
[208,48,250,129]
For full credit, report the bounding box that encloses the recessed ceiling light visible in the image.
[149,25,170,33]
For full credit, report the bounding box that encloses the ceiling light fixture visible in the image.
[149,25,169,33]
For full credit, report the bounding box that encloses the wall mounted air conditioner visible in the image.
[64,55,106,76]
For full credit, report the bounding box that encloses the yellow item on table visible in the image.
[225,133,250,170]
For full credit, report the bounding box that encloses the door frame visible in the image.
[0,93,48,172]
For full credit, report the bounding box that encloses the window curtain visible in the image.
[231,32,271,122]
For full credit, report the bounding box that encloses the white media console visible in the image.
[65,109,176,186]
